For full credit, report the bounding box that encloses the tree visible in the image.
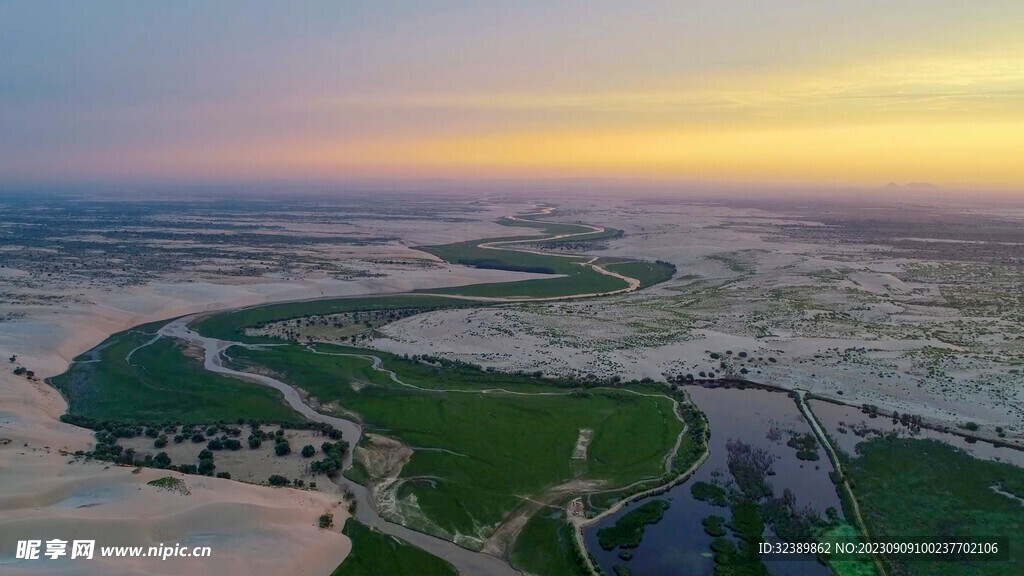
[153,452,172,469]
[301,445,316,458]
[268,474,289,486]
[198,458,215,476]
[248,435,262,449]
[319,513,333,528]
[154,435,168,448]
[274,441,291,456]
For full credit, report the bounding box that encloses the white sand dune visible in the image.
[0,264,538,575]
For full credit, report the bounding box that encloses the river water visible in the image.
[585,386,839,576]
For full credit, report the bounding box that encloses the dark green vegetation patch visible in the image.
[691,481,729,506]
[510,513,589,576]
[787,432,821,461]
[331,519,457,576]
[597,499,671,550]
[192,294,474,343]
[603,260,676,288]
[843,437,1024,576]
[49,325,302,424]
[702,514,727,537]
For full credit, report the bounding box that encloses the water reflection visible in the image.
[585,386,837,576]
[810,399,1024,467]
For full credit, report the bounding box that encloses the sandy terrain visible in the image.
[371,197,1024,445]
[119,429,343,488]
[2,192,1022,573]
[0,237,542,575]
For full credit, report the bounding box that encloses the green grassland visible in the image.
[225,343,684,546]
[510,512,589,576]
[494,216,598,237]
[414,215,636,298]
[49,325,302,424]
[417,237,626,298]
[192,294,475,343]
[841,437,1024,576]
[819,522,881,576]
[603,260,676,288]
[332,519,458,576]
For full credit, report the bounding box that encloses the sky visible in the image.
[2,1,1023,189]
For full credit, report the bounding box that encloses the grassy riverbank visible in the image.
[226,342,684,548]
[49,324,301,424]
[332,519,457,576]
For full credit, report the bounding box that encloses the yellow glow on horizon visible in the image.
[62,48,1024,188]
[110,118,1021,188]
[378,121,1024,186]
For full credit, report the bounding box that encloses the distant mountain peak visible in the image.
[882,182,939,190]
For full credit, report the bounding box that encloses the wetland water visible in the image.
[810,399,1024,467]
[585,386,839,576]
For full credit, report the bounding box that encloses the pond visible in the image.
[809,399,1024,467]
[584,386,839,576]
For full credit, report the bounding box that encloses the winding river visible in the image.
[159,316,522,576]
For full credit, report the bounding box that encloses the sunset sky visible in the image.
[3,1,1023,188]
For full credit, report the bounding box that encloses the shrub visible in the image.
[153,452,172,469]
[268,474,289,486]
[248,435,262,449]
[319,513,333,528]
[301,445,316,458]
[198,458,215,476]
[274,442,291,456]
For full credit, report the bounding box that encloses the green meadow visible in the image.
[49,324,302,424]
[226,342,684,545]
[841,437,1024,576]
[332,519,457,576]
[510,512,589,576]
[417,237,627,298]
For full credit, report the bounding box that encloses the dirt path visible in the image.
[796,391,889,576]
